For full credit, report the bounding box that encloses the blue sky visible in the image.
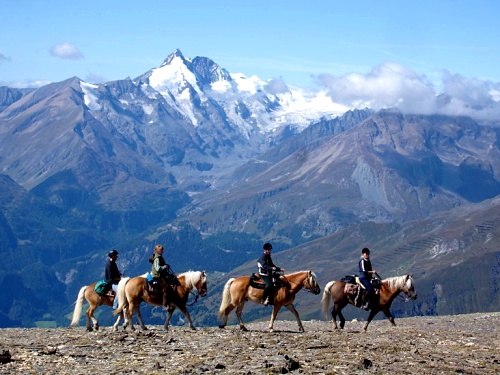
[1,1,500,119]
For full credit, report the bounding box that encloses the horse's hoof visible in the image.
[240,326,248,332]
[218,325,225,329]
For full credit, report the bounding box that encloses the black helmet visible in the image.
[263,243,273,251]
[361,247,370,254]
[108,249,119,257]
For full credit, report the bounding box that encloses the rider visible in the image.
[257,242,284,306]
[104,249,122,309]
[358,247,378,310]
[150,244,174,307]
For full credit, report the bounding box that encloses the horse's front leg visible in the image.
[382,308,396,326]
[173,305,196,330]
[112,312,122,332]
[283,304,304,332]
[363,309,379,331]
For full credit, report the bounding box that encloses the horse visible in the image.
[218,270,321,332]
[70,281,124,331]
[321,274,417,331]
[114,270,207,331]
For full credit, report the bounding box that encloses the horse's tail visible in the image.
[113,277,130,315]
[69,286,87,327]
[218,278,235,319]
[321,280,336,320]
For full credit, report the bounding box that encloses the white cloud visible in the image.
[315,63,500,121]
[50,43,84,60]
[85,72,106,84]
[1,80,51,88]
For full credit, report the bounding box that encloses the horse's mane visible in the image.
[178,270,202,289]
[383,275,411,290]
[287,270,317,277]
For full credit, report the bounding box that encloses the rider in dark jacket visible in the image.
[257,243,283,306]
[358,247,377,310]
[104,249,122,309]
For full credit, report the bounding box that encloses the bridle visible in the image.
[282,272,318,294]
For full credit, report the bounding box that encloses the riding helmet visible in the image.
[361,247,370,254]
[108,249,119,257]
[263,243,273,250]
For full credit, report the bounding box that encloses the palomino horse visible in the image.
[218,270,321,332]
[321,274,417,331]
[70,281,124,331]
[114,270,207,331]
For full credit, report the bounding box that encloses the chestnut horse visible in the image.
[114,270,207,331]
[218,270,321,332]
[70,281,124,331]
[321,274,417,331]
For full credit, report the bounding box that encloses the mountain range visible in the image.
[0,49,498,328]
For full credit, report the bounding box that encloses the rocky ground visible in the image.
[1,312,499,374]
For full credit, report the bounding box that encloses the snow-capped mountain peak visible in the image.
[135,50,348,134]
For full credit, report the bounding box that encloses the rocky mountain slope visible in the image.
[0,50,499,328]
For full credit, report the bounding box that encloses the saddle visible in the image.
[146,273,178,294]
[249,273,281,289]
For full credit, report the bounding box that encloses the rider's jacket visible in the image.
[151,253,169,278]
[358,257,372,280]
[104,260,121,285]
[258,252,279,276]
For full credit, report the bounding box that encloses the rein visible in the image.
[185,272,205,306]
[186,292,199,306]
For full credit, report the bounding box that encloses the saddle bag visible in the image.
[147,278,161,294]
[94,280,108,295]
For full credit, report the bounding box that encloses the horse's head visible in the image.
[304,271,321,295]
[402,274,417,300]
[195,270,208,297]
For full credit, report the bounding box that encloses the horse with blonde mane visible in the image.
[70,281,124,331]
[114,270,207,331]
[218,270,321,332]
[321,274,417,331]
